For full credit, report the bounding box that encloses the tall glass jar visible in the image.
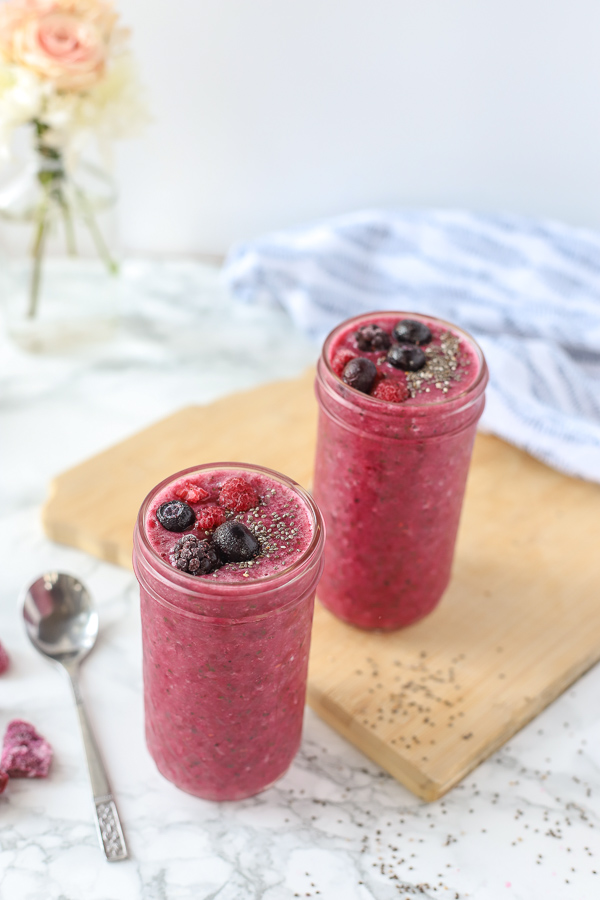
[313,312,488,631]
[133,463,325,801]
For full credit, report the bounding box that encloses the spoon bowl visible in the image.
[23,572,98,665]
[22,571,127,862]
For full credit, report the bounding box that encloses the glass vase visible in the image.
[0,145,120,354]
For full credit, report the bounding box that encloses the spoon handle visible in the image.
[68,670,129,862]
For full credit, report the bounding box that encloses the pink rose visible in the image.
[0,1,57,52]
[0,1,119,91]
[12,11,106,89]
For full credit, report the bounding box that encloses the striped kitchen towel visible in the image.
[224,209,600,484]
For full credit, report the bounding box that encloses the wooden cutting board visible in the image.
[42,369,600,801]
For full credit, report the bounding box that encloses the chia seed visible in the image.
[404,331,467,398]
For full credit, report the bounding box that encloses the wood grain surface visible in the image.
[42,368,600,800]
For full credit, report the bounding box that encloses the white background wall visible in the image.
[116,0,600,256]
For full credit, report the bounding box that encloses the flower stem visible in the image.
[59,194,77,255]
[28,196,49,319]
[75,186,119,275]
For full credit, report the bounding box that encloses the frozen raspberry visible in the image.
[196,505,227,532]
[0,771,8,794]
[331,348,357,377]
[372,380,409,403]
[1,720,52,778]
[171,534,221,575]
[173,482,210,504]
[0,640,9,675]
[218,477,259,513]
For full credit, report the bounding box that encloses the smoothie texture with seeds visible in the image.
[146,469,313,582]
[328,313,480,403]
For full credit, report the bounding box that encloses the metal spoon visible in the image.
[22,572,128,862]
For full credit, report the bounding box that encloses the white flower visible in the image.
[40,53,148,168]
[0,61,43,157]
[0,0,147,165]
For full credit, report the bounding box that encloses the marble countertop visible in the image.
[1,261,599,900]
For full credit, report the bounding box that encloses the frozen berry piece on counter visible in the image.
[393,319,432,346]
[1,720,52,778]
[173,482,210,504]
[331,348,357,377]
[0,771,8,793]
[372,380,409,403]
[171,535,221,575]
[218,477,259,513]
[156,500,196,532]
[213,521,261,563]
[342,357,377,394]
[387,343,426,372]
[355,323,391,352]
[196,506,227,532]
[0,640,9,674]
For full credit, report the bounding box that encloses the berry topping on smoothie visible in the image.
[1,720,52,778]
[195,505,227,532]
[328,312,479,404]
[171,534,221,575]
[355,323,391,351]
[331,348,357,377]
[342,357,377,393]
[219,477,259,513]
[156,500,196,532]
[173,482,210,504]
[393,319,432,345]
[387,343,427,371]
[213,521,261,562]
[146,468,313,582]
[371,380,409,403]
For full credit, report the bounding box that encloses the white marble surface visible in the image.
[1,261,599,900]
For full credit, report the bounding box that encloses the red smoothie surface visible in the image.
[314,311,487,631]
[146,467,313,581]
[328,312,480,405]
[135,465,323,801]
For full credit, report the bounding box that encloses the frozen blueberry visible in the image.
[387,343,427,371]
[355,324,392,352]
[342,357,377,393]
[156,500,196,532]
[212,521,261,563]
[392,319,432,345]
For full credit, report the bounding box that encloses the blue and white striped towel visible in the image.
[224,209,600,484]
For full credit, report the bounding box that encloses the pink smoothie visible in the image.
[313,311,488,631]
[133,463,324,801]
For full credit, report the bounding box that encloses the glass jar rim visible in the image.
[321,310,488,409]
[135,461,324,596]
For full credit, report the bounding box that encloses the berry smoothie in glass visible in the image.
[313,312,488,631]
[133,463,325,801]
